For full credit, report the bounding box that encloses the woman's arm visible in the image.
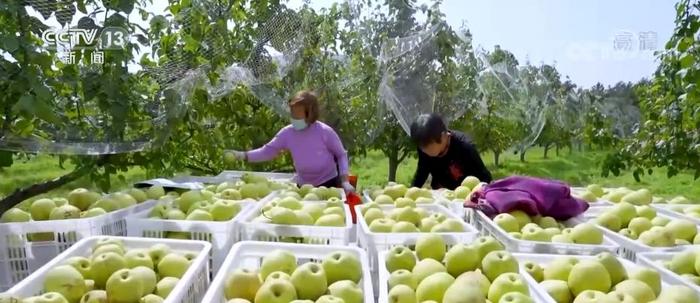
[411,150,430,187]
[246,128,288,162]
[462,141,493,183]
[324,127,350,181]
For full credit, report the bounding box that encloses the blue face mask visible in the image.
[291,118,308,130]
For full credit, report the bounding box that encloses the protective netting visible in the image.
[473,47,552,151]
[2,0,630,156]
[378,23,474,133]
[143,3,311,123]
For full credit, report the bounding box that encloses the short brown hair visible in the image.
[288,90,320,124]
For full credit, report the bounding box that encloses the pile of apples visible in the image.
[574,184,696,205]
[148,188,247,222]
[223,249,364,303]
[202,175,274,201]
[0,186,167,224]
[10,238,196,303]
[274,185,344,202]
[440,176,486,201]
[572,184,609,203]
[368,183,434,205]
[659,248,700,286]
[663,204,700,219]
[250,197,346,227]
[359,202,465,233]
[574,185,656,205]
[384,234,536,303]
[594,202,700,246]
[492,210,604,244]
[526,252,698,303]
[653,195,694,204]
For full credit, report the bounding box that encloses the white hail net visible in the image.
[2,0,638,155]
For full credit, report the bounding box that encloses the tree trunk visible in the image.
[0,156,109,214]
[543,144,551,158]
[519,149,526,162]
[493,152,500,168]
[388,149,398,182]
[568,143,573,155]
[556,144,561,156]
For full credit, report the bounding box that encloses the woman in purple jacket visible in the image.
[226,90,355,193]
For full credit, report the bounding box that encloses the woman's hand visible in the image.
[341,181,355,193]
[223,150,246,162]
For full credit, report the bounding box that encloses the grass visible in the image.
[2,147,699,207]
[351,147,700,201]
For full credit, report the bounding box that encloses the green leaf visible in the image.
[680,53,695,68]
[76,0,87,13]
[13,94,60,125]
[2,36,19,52]
[183,34,199,53]
[118,0,134,14]
[55,4,76,26]
[105,13,127,28]
[32,83,52,101]
[32,0,56,19]
[0,151,13,168]
[678,37,694,52]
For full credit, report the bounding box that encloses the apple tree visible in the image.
[0,0,321,210]
[605,0,699,180]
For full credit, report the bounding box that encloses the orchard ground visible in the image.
[1,147,699,209]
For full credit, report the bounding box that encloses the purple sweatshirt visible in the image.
[246,121,349,186]
[469,175,589,220]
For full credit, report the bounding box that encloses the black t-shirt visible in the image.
[411,131,493,190]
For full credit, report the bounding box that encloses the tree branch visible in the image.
[185,164,217,176]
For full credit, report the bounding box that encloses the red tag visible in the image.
[345,192,362,224]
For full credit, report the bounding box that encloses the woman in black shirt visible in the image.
[409,113,492,190]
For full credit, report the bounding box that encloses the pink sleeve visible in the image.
[246,128,288,162]
[324,127,349,176]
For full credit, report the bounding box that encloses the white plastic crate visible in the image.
[126,201,255,277]
[653,204,700,225]
[637,251,700,295]
[431,193,469,219]
[237,201,354,246]
[150,170,297,187]
[362,188,443,202]
[475,210,620,256]
[5,236,212,303]
[355,204,478,273]
[576,206,695,260]
[0,199,159,291]
[512,252,681,303]
[377,248,551,303]
[216,170,295,181]
[201,241,373,303]
[170,175,226,185]
[134,178,205,190]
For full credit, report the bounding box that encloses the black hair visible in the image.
[410,113,447,147]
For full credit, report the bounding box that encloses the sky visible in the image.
[288,0,678,88]
[17,0,678,88]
